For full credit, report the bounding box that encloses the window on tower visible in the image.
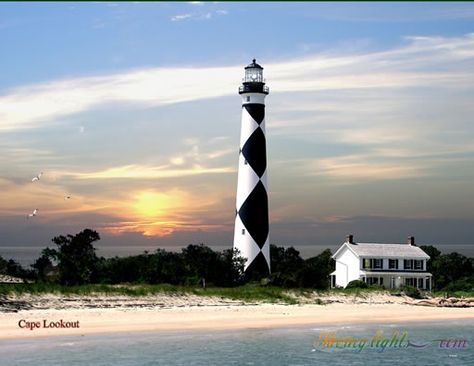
[246,96,250,102]
[242,229,245,235]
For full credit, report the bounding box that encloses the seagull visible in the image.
[27,209,38,219]
[31,172,43,182]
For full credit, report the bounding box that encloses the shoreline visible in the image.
[1,302,473,341]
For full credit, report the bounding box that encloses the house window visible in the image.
[367,277,378,285]
[362,258,383,269]
[404,260,413,270]
[366,277,383,286]
[405,278,414,286]
[363,259,370,269]
[418,278,423,289]
[414,260,423,270]
[374,259,382,269]
[389,259,398,269]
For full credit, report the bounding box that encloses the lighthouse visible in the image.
[233,59,270,276]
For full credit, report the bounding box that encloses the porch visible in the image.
[360,271,432,291]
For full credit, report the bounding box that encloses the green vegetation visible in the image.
[420,245,474,292]
[0,282,404,304]
[398,285,422,299]
[190,284,301,304]
[433,290,474,298]
[1,229,336,290]
[0,283,315,304]
[0,283,188,297]
[0,256,32,279]
[345,280,368,289]
[0,229,473,297]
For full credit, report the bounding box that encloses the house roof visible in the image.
[333,242,430,259]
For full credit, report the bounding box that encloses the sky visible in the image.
[1,1,474,263]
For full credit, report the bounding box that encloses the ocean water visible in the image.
[0,321,472,365]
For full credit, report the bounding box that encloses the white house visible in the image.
[330,235,432,290]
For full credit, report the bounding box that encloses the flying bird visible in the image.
[64,196,72,200]
[27,209,38,219]
[31,172,43,182]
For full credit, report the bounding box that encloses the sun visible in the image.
[132,191,177,219]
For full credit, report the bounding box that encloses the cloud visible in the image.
[0,177,99,217]
[53,164,235,180]
[1,33,473,134]
[170,10,217,22]
[299,3,474,22]
[0,142,56,165]
[92,187,233,237]
[0,64,239,132]
[312,154,427,181]
[2,28,474,239]
[100,219,227,237]
[171,13,192,22]
[172,2,228,21]
[0,173,234,238]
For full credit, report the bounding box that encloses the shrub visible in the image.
[346,280,368,289]
[400,285,422,299]
[442,277,474,292]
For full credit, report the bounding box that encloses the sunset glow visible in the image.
[133,191,181,220]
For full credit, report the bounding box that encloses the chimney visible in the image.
[408,236,415,246]
[346,234,354,244]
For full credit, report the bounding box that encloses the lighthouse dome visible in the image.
[244,59,263,70]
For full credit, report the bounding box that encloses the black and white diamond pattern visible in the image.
[241,128,267,178]
[233,101,270,273]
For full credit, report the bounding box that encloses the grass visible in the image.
[2,283,471,304]
[190,284,301,304]
[432,290,474,298]
[0,283,319,304]
[315,286,389,297]
[0,283,185,297]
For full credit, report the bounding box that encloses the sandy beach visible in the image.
[1,293,473,340]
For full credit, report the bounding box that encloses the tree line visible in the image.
[0,229,473,291]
